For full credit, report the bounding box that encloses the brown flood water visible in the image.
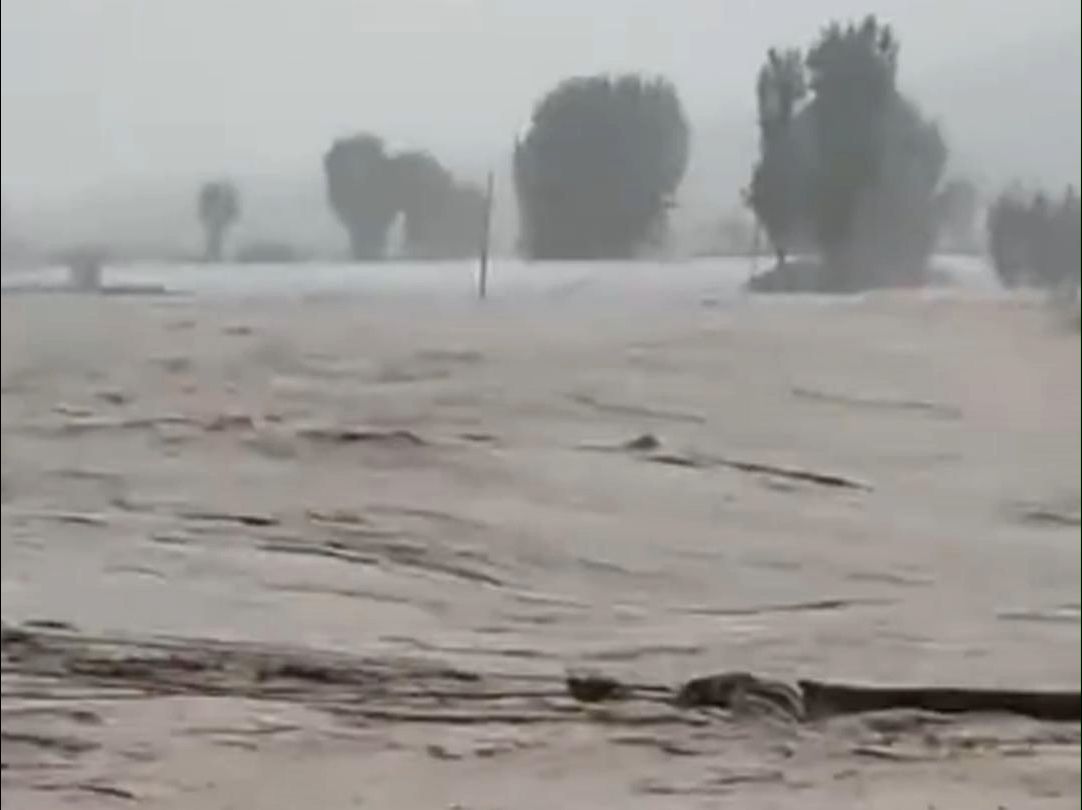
[2,291,1079,808]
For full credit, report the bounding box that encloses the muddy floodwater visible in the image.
[2,273,1079,808]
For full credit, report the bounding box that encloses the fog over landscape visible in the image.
[2,4,1080,808]
[3,0,1079,255]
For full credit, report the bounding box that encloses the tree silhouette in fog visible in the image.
[514,74,690,259]
[988,187,1081,290]
[197,180,240,262]
[839,94,947,287]
[324,136,484,260]
[747,17,949,291]
[390,151,486,259]
[323,134,399,260]
[804,17,899,279]
[747,48,809,267]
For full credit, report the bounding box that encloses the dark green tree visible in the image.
[390,151,453,248]
[197,180,240,262]
[988,186,1081,290]
[747,16,948,291]
[987,191,1030,287]
[514,74,690,259]
[323,134,398,260]
[1054,187,1081,291]
[747,49,808,266]
[1039,188,1081,292]
[390,151,485,259]
[805,16,899,286]
[841,95,947,287]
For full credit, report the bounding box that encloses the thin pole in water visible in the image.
[750,223,761,281]
[478,171,494,300]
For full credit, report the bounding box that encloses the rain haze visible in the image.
[1,4,1080,809]
[2,0,1080,249]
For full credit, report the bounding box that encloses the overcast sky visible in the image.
[3,0,1080,204]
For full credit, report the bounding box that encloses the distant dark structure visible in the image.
[747,17,950,292]
[197,180,241,262]
[323,134,484,261]
[988,187,1081,291]
[513,74,690,259]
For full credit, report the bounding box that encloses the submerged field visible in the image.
[2,263,1079,807]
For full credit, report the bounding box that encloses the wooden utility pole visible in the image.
[478,171,494,300]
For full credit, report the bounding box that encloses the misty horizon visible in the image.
[2,0,1080,254]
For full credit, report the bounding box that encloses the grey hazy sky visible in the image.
[2,0,1079,203]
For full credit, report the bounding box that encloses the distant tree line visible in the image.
[185,13,1076,296]
[195,140,486,263]
[987,187,1080,291]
